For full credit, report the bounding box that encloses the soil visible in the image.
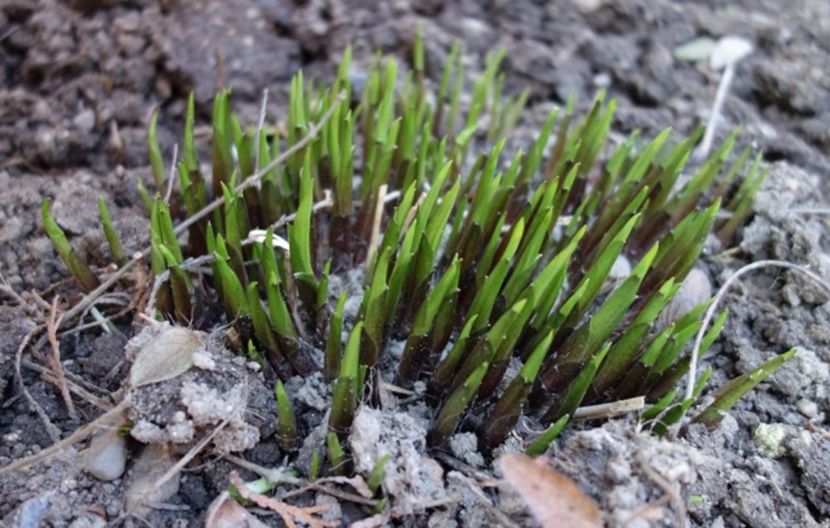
[1,0,829,526]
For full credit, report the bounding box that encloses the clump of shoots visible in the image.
[41,31,792,477]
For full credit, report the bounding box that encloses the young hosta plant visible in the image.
[43,36,789,467]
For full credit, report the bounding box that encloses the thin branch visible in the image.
[46,296,76,419]
[364,184,388,267]
[788,207,830,215]
[0,272,26,306]
[254,89,269,169]
[163,144,179,204]
[573,396,645,421]
[33,366,114,411]
[172,91,346,239]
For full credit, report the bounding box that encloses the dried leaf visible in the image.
[229,472,339,528]
[498,453,602,528]
[206,491,269,528]
[129,327,203,387]
[323,475,375,499]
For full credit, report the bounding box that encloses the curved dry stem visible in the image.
[685,259,830,400]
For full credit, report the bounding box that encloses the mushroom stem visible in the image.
[696,61,735,161]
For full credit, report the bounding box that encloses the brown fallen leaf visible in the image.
[498,452,603,528]
[229,471,340,528]
[206,491,268,528]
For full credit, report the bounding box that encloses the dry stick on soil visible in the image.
[788,207,830,215]
[59,92,346,330]
[34,367,114,411]
[254,89,269,169]
[278,479,379,507]
[685,259,830,400]
[21,356,110,400]
[224,454,379,507]
[46,296,77,419]
[0,271,26,306]
[365,184,388,267]
[62,298,133,336]
[163,143,179,204]
[75,292,129,337]
[401,191,427,236]
[573,396,645,421]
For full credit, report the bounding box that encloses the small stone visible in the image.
[449,433,484,467]
[608,255,631,281]
[659,268,712,328]
[606,460,629,484]
[572,0,605,13]
[781,283,801,307]
[593,72,612,88]
[85,429,127,481]
[73,109,96,134]
[753,423,788,458]
[795,399,818,418]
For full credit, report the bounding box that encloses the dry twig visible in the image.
[365,184,388,267]
[573,396,646,421]
[46,296,77,419]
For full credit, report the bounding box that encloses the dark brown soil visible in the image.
[1,0,829,526]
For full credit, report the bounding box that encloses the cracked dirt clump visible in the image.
[546,420,708,528]
[349,406,445,515]
[125,325,276,454]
